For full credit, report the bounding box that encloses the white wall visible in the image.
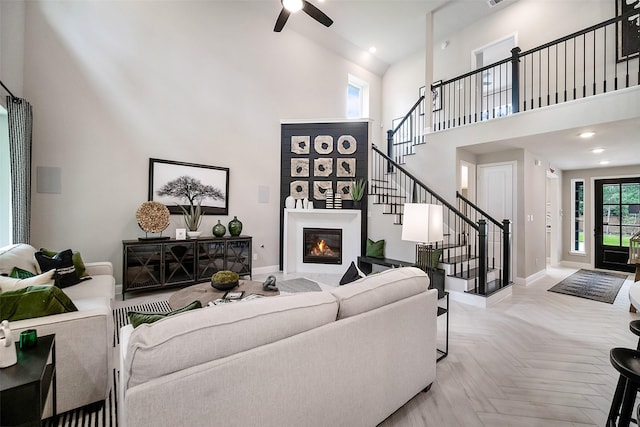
[20,1,382,282]
[0,0,25,108]
[380,51,425,148]
[433,0,614,81]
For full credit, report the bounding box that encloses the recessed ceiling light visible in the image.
[579,131,596,138]
[369,46,377,53]
[592,148,605,154]
[599,160,610,165]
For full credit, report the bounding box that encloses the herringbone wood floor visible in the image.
[380,266,638,427]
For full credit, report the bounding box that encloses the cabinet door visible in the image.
[124,244,162,290]
[225,238,251,276]
[164,242,196,285]
[197,240,226,280]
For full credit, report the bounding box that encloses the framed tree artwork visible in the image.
[148,158,229,215]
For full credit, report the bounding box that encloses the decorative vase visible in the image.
[295,199,303,209]
[334,193,342,209]
[0,320,17,368]
[285,196,295,209]
[186,231,202,239]
[228,216,243,236]
[302,198,309,209]
[212,220,226,237]
[326,190,334,209]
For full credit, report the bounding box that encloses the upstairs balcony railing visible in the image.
[431,11,639,132]
[386,88,426,167]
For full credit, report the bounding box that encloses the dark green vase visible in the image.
[212,220,226,237]
[228,216,243,236]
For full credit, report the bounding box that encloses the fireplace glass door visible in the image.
[303,228,342,265]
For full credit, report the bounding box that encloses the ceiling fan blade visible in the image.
[274,8,291,32]
[302,0,333,27]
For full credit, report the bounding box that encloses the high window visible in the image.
[571,179,585,254]
[347,74,369,119]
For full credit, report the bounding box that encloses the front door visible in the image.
[594,177,640,272]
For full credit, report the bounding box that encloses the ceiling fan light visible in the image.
[283,0,303,12]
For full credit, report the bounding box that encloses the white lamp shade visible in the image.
[401,203,444,244]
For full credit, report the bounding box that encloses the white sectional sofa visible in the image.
[119,267,438,427]
[0,243,115,416]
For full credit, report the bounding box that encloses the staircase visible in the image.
[370,146,511,304]
[373,92,512,303]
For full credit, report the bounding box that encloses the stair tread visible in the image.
[440,254,477,264]
[448,267,495,280]
[465,280,510,296]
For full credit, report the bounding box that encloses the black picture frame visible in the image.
[431,80,442,112]
[148,158,229,215]
[616,0,640,62]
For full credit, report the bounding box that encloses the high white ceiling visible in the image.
[281,0,504,74]
[272,0,639,172]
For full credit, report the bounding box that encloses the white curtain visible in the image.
[7,96,33,244]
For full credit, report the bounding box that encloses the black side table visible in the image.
[0,334,56,426]
[437,291,449,362]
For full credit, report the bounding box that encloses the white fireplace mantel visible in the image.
[283,208,361,274]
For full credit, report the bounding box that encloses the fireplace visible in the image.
[303,228,342,265]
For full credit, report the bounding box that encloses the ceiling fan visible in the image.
[274,0,333,33]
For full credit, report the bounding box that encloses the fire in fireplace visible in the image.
[303,228,342,265]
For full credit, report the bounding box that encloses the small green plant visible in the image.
[350,178,367,202]
[178,202,202,231]
[212,270,239,284]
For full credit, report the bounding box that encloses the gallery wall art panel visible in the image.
[279,121,369,269]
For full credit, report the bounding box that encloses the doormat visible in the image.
[548,269,629,304]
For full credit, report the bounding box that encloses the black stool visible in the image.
[608,348,640,427]
[629,321,640,350]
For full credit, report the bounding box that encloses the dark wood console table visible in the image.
[123,235,252,298]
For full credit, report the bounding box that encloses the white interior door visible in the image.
[477,162,516,281]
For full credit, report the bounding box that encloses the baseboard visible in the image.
[560,260,592,270]
[514,269,547,286]
[252,264,279,276]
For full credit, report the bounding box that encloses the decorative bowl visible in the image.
[211,270,240,291]
[211,280,238,291]
[186,231,202,239]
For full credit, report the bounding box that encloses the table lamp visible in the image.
[401,203,444,271]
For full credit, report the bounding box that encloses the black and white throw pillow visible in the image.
[35,249,80,288]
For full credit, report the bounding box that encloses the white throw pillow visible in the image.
[0,269,56,292]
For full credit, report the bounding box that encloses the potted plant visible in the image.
[351,178,367,208]
[180,202,202,235]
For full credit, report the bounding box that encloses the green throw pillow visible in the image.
[9,267,36,279]
[128,300,202,328]
[428,248,443,269]
[40,248,90,280]
[366,238,385,258]
[0,285,78,321]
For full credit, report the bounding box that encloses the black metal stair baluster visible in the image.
[603,26,607,93]
[592,29,597,96]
